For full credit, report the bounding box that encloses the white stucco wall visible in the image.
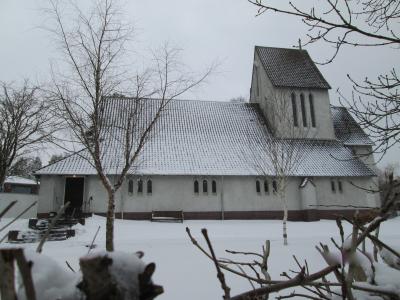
[350,146,381,206]
[87,175,222,213]
[37,175,66,213]
[222,176,302,211]
[37,174,379,217]
[0,193,38,218]
[300,181,317,209]
[110,175,304,213]
[314,177,379,209]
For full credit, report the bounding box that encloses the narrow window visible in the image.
[264,180,269,194]
[212,180,217,194]
[147,179,152,194]
[256,180,261,193]
[309,94,316,127]
[137,179,143,193]
[272,180,278,194]
[194,180,199,194]
[291,93,298,127]
[255,66,260,96]
[128,179,134,195]
[331,180,336,193]
[300,93,307,127]
[203,180,208,193]
[338,180,343,193]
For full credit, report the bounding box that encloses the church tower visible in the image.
[249,46,336,140]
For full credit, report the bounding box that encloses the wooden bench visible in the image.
[151,211,184,223]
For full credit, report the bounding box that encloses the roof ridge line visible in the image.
[35,148,87,175]
[255,45,306,52]
[103,97,252,105]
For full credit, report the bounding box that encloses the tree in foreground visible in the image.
[46,0,213,251]
[0,81,54,190]
[248,0,400,158]
[249,89,311,245]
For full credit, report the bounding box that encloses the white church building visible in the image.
[35,46,379,221]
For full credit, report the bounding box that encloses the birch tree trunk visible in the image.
[279,179,288,246]
[282,196,288,246]
[106,189,116,252]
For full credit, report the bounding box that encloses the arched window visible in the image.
[338,180,343,193]
[137,179,143,193]
[331,180,336,193]
[272,180,278,194]
[291,93,298,127]
[264,180,269,194]
[194,180,199,194]
[256,180,261,193]
[309,94,316,127]
[300,93,307,127]
[147,179,152,194]
[203,180,208,193]
[128,179,134,195]
[212,180,217,194]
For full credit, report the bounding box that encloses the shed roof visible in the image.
[5,176,38,185]
[256,46,331,89]
[36,98,374,177]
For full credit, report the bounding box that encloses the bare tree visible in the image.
[46,0,212,251]
[248,0,400,158]
[378,163,400,209]
[0,81,55,190]
[249,89,312,245]
[9,156,42,179]
[48,153,67,165]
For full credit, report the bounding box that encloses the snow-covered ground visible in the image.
[1,215,400,299]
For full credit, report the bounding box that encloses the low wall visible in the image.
[91,209,368,222]
[0,193,38,219]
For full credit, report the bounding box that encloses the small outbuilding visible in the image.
[3,176,39,195]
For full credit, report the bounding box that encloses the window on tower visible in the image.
[300,93,307,127]
[291,93,298,127]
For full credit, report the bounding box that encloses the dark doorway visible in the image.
[64,177,84,216]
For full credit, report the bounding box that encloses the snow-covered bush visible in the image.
[0,249,163,300]
[17,250,81,300]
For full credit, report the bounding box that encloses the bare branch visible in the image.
[201,228,231,299]
[36,202,70,253]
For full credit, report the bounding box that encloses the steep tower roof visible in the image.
[255,46,331,89]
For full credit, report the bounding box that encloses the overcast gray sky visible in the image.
[0,0,398,168]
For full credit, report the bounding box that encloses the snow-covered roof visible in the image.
[256,46,331,89]
[331,106,374,146]
[36,98,374,177]
[5,176,38,185]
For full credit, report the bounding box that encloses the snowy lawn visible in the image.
[1,215,400,299]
